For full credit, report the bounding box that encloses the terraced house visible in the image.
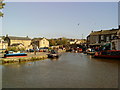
[87,26,120,50]
[4,35,31,50]
[87,29,119,44]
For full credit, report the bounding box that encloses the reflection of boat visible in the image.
[93,50,120,59]
[87,52,95,55]
[4,51,27,58]
[86,48,95,55]
[48,50,59,58]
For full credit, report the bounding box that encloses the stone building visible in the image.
[111,29,120,50]
[31,37,49,48]
[0,37,8,50]
[111,39,120,50]
[4,35,31,50]
[87,28,120,46]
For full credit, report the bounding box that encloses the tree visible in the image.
[0,0,5,17]
[48,39,56,46]
[57,37,68,46]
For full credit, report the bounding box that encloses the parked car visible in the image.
[39,47,48,52]
[27,49,34,52]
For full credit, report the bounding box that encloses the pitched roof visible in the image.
[90,29,119,35]
[6,36,31,40]
[32,37,47,41]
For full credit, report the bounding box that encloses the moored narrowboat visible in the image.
[4,51,27,58]
[47,50,60,58]
[93,50,120,59]
[4,53,27,58]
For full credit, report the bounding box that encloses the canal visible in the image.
[1,53,120,88]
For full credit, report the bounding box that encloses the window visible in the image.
[101,35,104,40]
[111,35,114,39]
[106,36,109,42]
[43,41,45,44]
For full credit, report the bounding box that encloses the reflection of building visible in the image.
[4,35,31,49]
[31,37,49,48]
[0,37,8,49]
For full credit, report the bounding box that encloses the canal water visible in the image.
[1,53,120,88]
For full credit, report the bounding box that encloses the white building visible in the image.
[31,37,49,48]
[0,37,8,50]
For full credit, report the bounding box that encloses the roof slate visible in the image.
[90,29,119,35]
[32,37,47,41]
[7,36,31,40]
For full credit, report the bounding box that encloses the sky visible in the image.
[1,2,118,39]
[4,0,120,2]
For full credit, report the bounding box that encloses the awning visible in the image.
[103,43,111,47]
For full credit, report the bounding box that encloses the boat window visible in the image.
[110,51,120,55]
[101,52,107,55]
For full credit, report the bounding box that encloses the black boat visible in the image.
[47,50,59,58]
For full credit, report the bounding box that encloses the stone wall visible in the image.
[11,40,31,49]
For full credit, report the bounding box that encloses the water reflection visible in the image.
[50,58,59,61]
[2,53,120,88]
[87,54,120,63]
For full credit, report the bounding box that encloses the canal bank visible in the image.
[0,52,48,64]
[2,52,120,88]
[0,49,66,64]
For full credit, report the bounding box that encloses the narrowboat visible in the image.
[93,50,120,59]
[4,51,27,58]
[47,50,59,58]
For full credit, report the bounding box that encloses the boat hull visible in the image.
[93,50,120,59]
[94,55,120,59]
[4,53,27,58]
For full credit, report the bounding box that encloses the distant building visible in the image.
[76,39,87,44]
[4,35,31,49]
[69,39,87,45]
[0,37,8,50]
[69,39,77,44]
[31,37,49,48]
